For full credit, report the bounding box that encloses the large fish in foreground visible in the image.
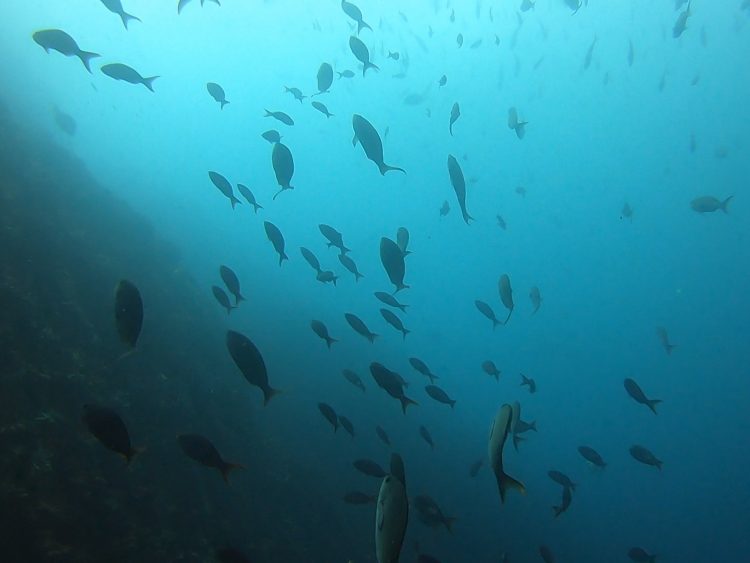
[488,403,526,503]
[352,114,405,175]
[271,142,295,199]
[447,155,472,223]
[32,29,100,72]
[375,454,408,563]
[226,330,280,405]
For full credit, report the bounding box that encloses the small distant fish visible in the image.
[342,369,366,393]
[315,62,334,94]
[82,404,139,463]
[219,265,244,305]
[380,308,410,339]
[319,224,350,254]
[621,202,633,220]
[449,102,460,136]
[311,320,337,349]
[515,186,527,197]
[624,378,662,415]
[456,33,463,47]
[284,86,306,103]
[352,114,405,174]
[475,300,500,330]
[211,285,235,315]
[489,403,526,503]
[629,445,663,470]
[439,200,450,216]
[208,171,241,209]
[318,402,339,432]
[396,227,410,257]
[114,279,143,349]
[469,459,484,477]
[339,254,363,281]
[349,36,378,76]
[578,446,607,468]
[32,29,100,73]
[690,195,733,213]
[376,425,390,446]
[311,101,334,118]
[628,547,657,562]
[53,106,76,135]
[419,425,434,449]
[520,373,536,393]
[548,470,577,491]
[261,129,282,143]
[177,433,244,483]
[300,247,322,274]
[226,330,280,405]
[345,313,378,343]
[553,484,572,517]
[414,495,456,533]
[206,82,229,109]
[447,155,472,223]
[583,36,598,70]
[264,109,294,126]
[100,0,141,29]
[507,107,528,139]
[344,491,375,505]
[370,362,418,414]
[673,2,691,38]
[520,0,536,12]
[387,51,400,60]
[101,63,158,91]
[353,458,386,478]
[339,415,355,438]
[178,0,221,14]
[341,0,372,34]
[481,360,501,381]
[380,237,408,292]
[498,274,514,323]
[469,39,483,49]
[496,215,507,230]
[409,357,438,384]
[563,0,582,14]
[237,184,262,213]
[425,385,456,408]
[271,142,295,199]
[529,286,542,314]
[374,291,407,313]
[438,74,447,87]
[337,69,355,79]
[656,327,676,355]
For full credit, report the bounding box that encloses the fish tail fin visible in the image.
[378,162,406,175]
[721,195,733,213]
[143,76,159,92]
[355,272,363,282]
[462,210,474,224]
[529,420,537,432]
[363,62,379,76]
[648,399,663,415]
[79,50,101,73]
[394,283,410,293]
[125,445,146,464]
[358,20,372,34]
[512,433,524,451]
[504,307,513,324]
[656,460,663,471]
[253,203,263,214]
[220,461,246,484]
[500,472,526,501]
[262,386,282,406]
[220,100,229,109]
[230,195,242,209]
[402,329,410,340]
[121,12,141,29]
[235,294,246,305]
[325,337,337,349]
[552,504,564,517]
[666,343,676,355]
[449,399,456,409]
[367,333,379,344]
[278,252,288,267]
[400,395,418,414]
[492,319,500,330]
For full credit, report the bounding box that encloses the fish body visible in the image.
[337,69,355,79]
[352,114,405,174]
[226,330,280,405]
[208,171,241,208]
[82,404,138,463]
[475,300,500,329]
[656,327,676,354]
[370,362,417,414]
[520,373,536,393]
[264,110,294,126]
[583,36,597,70]
[380,308,410,339]
[488,404,526,503]
[311,101,334,117]
[553,484,572,517]
[114,280,143,348]
[578,446,606,468]
[408,357,437,383]
[311,320,337,348]
[507,107,528,139]
[375,292,407,312]
[32,29,100,72]
[263,221,287,265]
[438,74,447,86]
[481,360,501,381]
[449,102,460,136]
[261,129,281,143]
[317,270,338,286]
[425,385,455,408]
[419,425,434,449]
[101,63,158,91]
[219,265,244,304]
[343,369,366,393]
[496,215,507,230]
[349,36,378,76]
[100,0,141,29]
[339,415,355,437]
[375,471,408,563]
[629,445,663,470]
[380,237,408,292]
[316,62,334,94]
[624,378,661,415]
[529,286,542,314]
[237,184,262,213]
[355,458,386,478]
[548,470,576,491]
[206,82,229,108]
[211,285,235,314]
[396,227,410,256]
[498,274,514,323]
[342,0,372,34]
[318,402,339,431]
[177,433,243,482]
[284,86,306,103]
[319,224,350,254]
[673,2,691,38]
[447,155,472,223]
[339,254,363,281]
[345,313,378,343]
[621,202,633,220]
[413,495,455,532]
[271,142,295,198]
[690,195,732,213]
[300,247,322,273]
[439,200,450,216]
[376,425,390,445]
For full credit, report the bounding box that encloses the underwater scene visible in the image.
[1,0,749,562]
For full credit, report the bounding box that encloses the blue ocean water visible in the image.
[2,1,749,562]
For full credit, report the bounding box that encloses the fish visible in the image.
[352,114,405,175]
[349,36,378,76]
[354,458,386,478]
[226,330,280,405]
[100,0,141,29]
[425,385,455,408]
[624,378,662,415]
[469,39,482,49]
[375,455,408,563]
[300,247,322,273]
[447,155,472,223]
[114,279,143,349]
[341,0,372,34]
[456,33,463,47]
[263,221,288,266]
[237,184,262,213]
[621,202,633,220]
[583,36,597,70]
[261,129,282,143]
[208,171,241,209]
[317,270,338,286]
[629,445,663,470]
[449,102,460,136]
[690,195,733,213]
[481,360,501,381]
[520,373,536,393]
[507,107,528,139]
[469,459,484,477]
[206,82,229,109]
[264,110,294,126]
[539,545,555,563]
[219,265,244,305]
[628,547,657,562]
[375,292,407,312]
[271,142,294,199]
[408,357,437,384]
[419,426,434,449]
[548,470,577,491]
[82,404,139,463]
[439,200,450,216]
[488,404,526,503]
[311,101,334,118]
[438,74,447,87]
[339,415,355,438]
[315,62,334,94]
[413,495,455,532]
[344,313,377,343]
[101,63,158,91]
[380,308,410,339]
[396,227,410,256]
[211,286,235,314]
[521,0,536,11]
[529,286,542,314]
[656,327,676,355]
[515,418,537,434]
[318,402,339,432]
[370,362,418,414]
[177,433,243,483]
[178,0,221,14]
[284,86,306,103]
[339,254,364,281]
[344,491,375,505]
[553,484,572,517]
[387,51,399,60]
[337,69,355,79]
[673,2,691,38]
[627,39,635,67]
[311,320,337,349]
[53,106,76,135]
[380,237,408,292]
[215,547,251,563]
[515,185,527,197]
[475,300,500,330]
[343,369,366,393]
[578,446,607,468]
[376,425,390,446]
[498,274,514,323]
[496,215,507,230]
[319,224,350,254]
[32,29,100,73]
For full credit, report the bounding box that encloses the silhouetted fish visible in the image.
[341,0,372,34]
[553,484,572,517]
[507,107,528,139]
[396,227,410,256]
[219,265,244,305]
[208,171,241,209]
[449,102,460,136]
[690,195,732,213]
[475,300,500,329]
[339,415,355,438]
[339,253,363,281]
[425,385,455,408]
[178,0,221,14]
[529,286,542,314]
[419,425,434,449]
[100,0,141,29]
[226,330,280,405]
[624,378,662,415]
[498,274,514,323]
[380,237,408,292]
[318,402,339,432]
[101,63,158,91]
[32,29,100,72]
[375,291,407,312]
[311,101,334,118]
[656,327,676,355]
[82,404,139,463]
[375,458,408,563]
[352,114,405,174]
[211,285,235,314]
[264,109,294,126]
[481,360,501,381]
[376,425,390,445]
[316,62,334,94]
[409,357,438,383]
[629,445,662,470]
[345,313,378,343]
[380,308,410,339]
[261,129,281,143]
[447,155,472,223]
[311,320,337,349]
[548,470,577,490]
[489,404,526,503]
[353,458,386,478]
[349,36,378,76]
[300,247,322,273]
[263,221,288,266]
[177,433,243,483]
[271,142,294,199]
[284,86,306,103]
[237,184,262,213]
[370,362,418,414]
[673,2,691,38]
[520,373,536,393]
[114,280,143,349]
[206,82,229,109]
[319,224,350,254]
[342,369,366,393]
[578,446,607,468]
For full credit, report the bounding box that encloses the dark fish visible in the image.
[375,459,408,563]
[475,300,500,330]
[419,425,434,449]
[261,129,282,143]
[629,445,663,470]
[100,0,141,29]
[690,195,732,213]
[339,254,363,281]
[114,280,143,349]
[345,313,377,343]
[101,63,158,91]
[264,109,294,126]
[515,418,537,434]
[396,227,410,256]
[553,484,572,517]
[413,495,456,533]
[215,547,251,563]
[673,2,691,38]
[316,62,333,94]
[380,237,408,292]
[563,0,582,14]
[32,29,100,72]
[271,142,294,199]
[496,215,507,230]
[178,0,221,14]
[515,185,527,197]
[624,378,661,415]
[375,291,407,312]
[376,425,390,446]
[208,171,242,209]
[529,286,542,314]
[449,102,460,136]
[469,39,482,49]
[82,404,138,463]
[627,39,635,67]
[284,86,306,103]
[337,69,355,79]
[507,107,528,139]
[263,221,288,266]
[425,385,455,408]
[380,308,410,339]
[621,202,633,220]
[489,404,526,503]
[354,458,386,478]
[578,446,607,468]
[520,373,536,393]
[370,362,418,414]
[344,491,375,504]
[311,320,337,349]
[583,36,597,70]
[521,0,536,11]
[318,402,339,432]
[53,106,76,135]
[481,360,501,381]
[469,459,484,477]
[237,184,262,213]
[438,74,447,86]
[226,330,280,405]
[177,433,243,483]
[219,265,244,305]
[447,155,472,223]
[352,114,405,174]
[456,33,463,47]
[319,224,350,254]
[349,36,378,76]
[300,247,322,273]
[211,285,235,314]
[339,415,355,438]
[656,327,676,355]
[387,51,399,60]
[311,101,334,118]
[498,274,514,323]
[206,82,229,109]
[628,547,657,562]
[439,200,450,216]
[548,470,576,491]
[316,270,339,286]
[539,545,555,563]
[341,0,372,34]
[342,369,366,393]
